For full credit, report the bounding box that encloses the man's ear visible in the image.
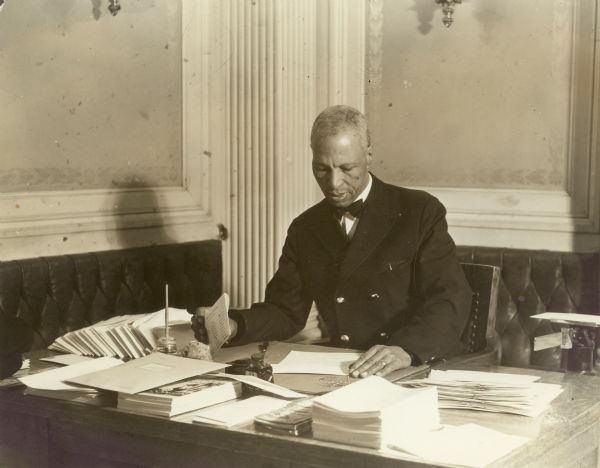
[366,145,373,166]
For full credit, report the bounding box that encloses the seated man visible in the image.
[194,105,472,378]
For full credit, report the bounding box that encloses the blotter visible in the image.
[67,353,227,394]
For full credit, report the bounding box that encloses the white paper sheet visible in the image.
[20,356,124,391]
[204,293,231,353]
[40,354,95,366]
[271,351,361,375]
[532,312,600,326]
[314,375,429,413]
[388,423,529,468]
[193,395,289,427]
[214,372,306,399]
[67,352,228,394]
[427,370,540,384]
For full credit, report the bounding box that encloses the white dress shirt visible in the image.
[341,174,372,237]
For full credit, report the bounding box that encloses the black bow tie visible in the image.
[333,199,365,219]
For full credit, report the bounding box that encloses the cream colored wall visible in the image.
[0,0,182,192]
[0,1,226,260]
[366,0,600,251]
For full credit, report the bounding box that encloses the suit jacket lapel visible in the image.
[307,201,348,260]
[338,176,401,283]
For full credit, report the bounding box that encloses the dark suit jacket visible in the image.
[231,175,472,363]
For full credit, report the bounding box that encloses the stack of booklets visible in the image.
[254,398,313,436]
[400,370,563,417]
[118,376,242,418]
[311,376,439,449]
[48,308,192,359]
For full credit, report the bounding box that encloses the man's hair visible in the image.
[310,105,371,151]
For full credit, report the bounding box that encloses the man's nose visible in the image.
[328,169,343,189]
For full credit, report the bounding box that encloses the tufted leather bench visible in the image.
[0,241,222,361]
[456,246,600,369]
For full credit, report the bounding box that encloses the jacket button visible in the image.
[336,296,345,304]
[370,293,380,299]
[340,334,350,342]
[379,332,388,339]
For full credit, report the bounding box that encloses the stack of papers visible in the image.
[193,395,290,428]
[48,294,231,359]
[401,370,563,417]
[65,352,227,394]
[19,356,123,405]
[118,376,242,418]
[312,376,439,449]
[48,309,191,359]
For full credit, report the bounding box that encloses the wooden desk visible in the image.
[1,348,599,468]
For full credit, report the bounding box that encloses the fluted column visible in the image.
[224,0,317,307]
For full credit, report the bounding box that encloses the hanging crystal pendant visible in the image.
[435,0,462,28]
[108,0,121,16]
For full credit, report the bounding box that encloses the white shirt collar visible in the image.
[355,173,372,203]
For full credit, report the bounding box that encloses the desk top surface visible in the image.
[3,343,600,468]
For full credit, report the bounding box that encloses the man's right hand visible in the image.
[190,314,208,343]
[190,314,238,344]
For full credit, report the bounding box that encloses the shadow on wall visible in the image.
[410,0,438,34]
[105,177,176,249]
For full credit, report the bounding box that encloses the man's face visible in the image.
[311,131,372,208]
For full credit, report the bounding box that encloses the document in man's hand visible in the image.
[66,353,228,394]
[204,293,231,353]
[271,351,361,375]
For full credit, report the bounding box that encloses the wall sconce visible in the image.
[435,0,461,28]
[108,0,121,16]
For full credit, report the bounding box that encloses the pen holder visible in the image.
[156,336,178,354]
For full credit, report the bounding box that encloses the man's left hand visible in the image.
[349,345,411,378]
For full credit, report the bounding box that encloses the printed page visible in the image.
[204,293,231,353]
[271,351,361,375]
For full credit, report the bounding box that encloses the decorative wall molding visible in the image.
[366,0,600,252]
[0,0,225,261]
